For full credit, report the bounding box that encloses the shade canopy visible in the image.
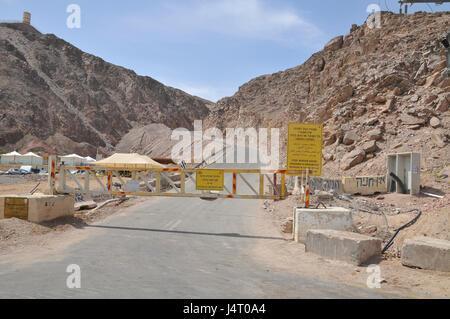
[93,153,166,169]
[61,154,85,159]
[23,152,42,158]
[4,151,22,156]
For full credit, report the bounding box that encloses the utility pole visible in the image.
[399,0,450,14]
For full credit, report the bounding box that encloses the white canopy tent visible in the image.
[84,156,96,163]
[0,151,22,164]
[59,154,85,166]
[19,152,43,165]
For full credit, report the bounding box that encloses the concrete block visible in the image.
[342,176,387,195]
[0,195,74,223]
[293,207,355,243]
[402,237,450,272]
[306,229,382,265]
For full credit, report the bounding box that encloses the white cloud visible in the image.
[124,0,322,43]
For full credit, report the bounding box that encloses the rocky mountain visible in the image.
[0,22,212,157]
[205,11,449,177]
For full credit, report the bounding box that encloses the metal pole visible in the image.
[48,156,56,195]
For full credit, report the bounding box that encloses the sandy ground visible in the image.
[251,208,450,299]
[0,196,151,259]
[258,187,450,298]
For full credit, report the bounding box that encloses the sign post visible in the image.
[287,123,323,207]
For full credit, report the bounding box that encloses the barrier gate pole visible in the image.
[48,155,56,195]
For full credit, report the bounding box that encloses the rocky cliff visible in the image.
[205,11,449,177]
[0,23,212,156]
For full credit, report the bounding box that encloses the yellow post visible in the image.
[259,174,264,196]
[181,172,185,193]
[156,172,161,193]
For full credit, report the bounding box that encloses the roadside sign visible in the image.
[287,123,323,176]
[5,198,29,220]
[196,169,224,191]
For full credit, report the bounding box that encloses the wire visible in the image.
[385,0,391,12]
[382,208,422,253]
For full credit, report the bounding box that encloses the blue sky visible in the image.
[1,0,449,102]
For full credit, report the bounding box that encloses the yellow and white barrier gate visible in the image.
[46,157,293,201]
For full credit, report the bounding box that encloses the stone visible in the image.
[381,98,396,113]
[374,95,387,104]
[393,87,403,96]
[324,36,344,51]
[402,237,450,272]
[362,140,377,153]
[364,118,379,126]
[306,229,382,266]
[293,207,355,244]
[367,128,383,141]
[430,117,441,128]
[343,131,359,145]
[436,95,449,112]
[341,148,366,170]
[399,114,426,126]
[431,132,446,148]
[281,219,293,234]
[410,94,420,102]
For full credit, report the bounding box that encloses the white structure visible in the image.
[387,152,420,195]
[84,156,96,163]
[19,152,43,165]
[0,151,22,164]
[59,154,85,166]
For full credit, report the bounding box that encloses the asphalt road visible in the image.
[0,147,405,298]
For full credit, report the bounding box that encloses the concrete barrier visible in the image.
[306,229,382,265]
[0,195,74,223]
[342,176,387,195]
[402,237,450,272]
[293,207,355,243]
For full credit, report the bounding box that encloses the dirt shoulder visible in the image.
[253,194,450,298]
[0,196,151,259]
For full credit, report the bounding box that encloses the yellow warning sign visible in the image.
[5,198,29,220]
[196,169,224,191]
[287,123,323,176]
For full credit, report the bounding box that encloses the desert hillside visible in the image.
[205,11,449,177]
[0,23,212,157]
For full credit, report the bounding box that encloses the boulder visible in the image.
[430,117,441,128]
[374,95,387,104]
[436,95,449,112]
[431,132,446,148]
[343,131,359,145]
[341,148,366,170]
[324,36,344,51]
[367,129,383,141]
[362,140,377,153]
[399,114,426,126]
